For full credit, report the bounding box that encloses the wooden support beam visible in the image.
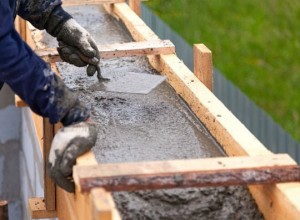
[62,0,126,6]
[35,39,175,63]
[29,198,57,219]
[0,200,8,220]
[74,154,300,192]
[43,118,56,211]
[194,44,213,91]
[128,0,141,16]
[90,188,121,220]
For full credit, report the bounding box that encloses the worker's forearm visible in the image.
[17,0,72,36]
[0,0,89,125]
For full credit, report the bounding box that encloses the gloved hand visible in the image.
[48,119,97,192]
[56,19,100,77]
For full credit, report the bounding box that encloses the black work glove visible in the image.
[48,119,97,192]
[56,19,100,77]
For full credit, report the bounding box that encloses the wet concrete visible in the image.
[90,71,166,94]
[36,5,263,220]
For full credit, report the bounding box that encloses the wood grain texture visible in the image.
[90,188,121,220]
[28,198,57,219]
[194,44,213,91]
[74,154,300,192]
[35,39,175,63]
[43,118,56,211]
[56,187,79,220]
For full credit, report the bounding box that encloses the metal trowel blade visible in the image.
[90,71,166,94]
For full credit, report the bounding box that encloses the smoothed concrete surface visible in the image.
[91,71,166,94]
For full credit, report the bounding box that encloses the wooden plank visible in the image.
[74,154,300,192]
[31,112,44,154]
[43,118,56,211]
[28,198,57,219]
[0,200,8,220]
[194,44,213,91]
[35,39,175,63]
[128,0,141,16]
[90,188,121,220]
[56,188,79,220]
[62,0,126,6]
[55,155,99,220]
[103,4,300,219]
[55,130,99,220]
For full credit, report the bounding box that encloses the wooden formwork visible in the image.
[14,1,300,220]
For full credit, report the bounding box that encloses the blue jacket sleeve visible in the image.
[18,0,72,36]
[0,0,87,125]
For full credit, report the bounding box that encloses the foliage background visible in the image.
[146,0,300,141]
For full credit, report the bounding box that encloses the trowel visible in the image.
[90,68,167,95]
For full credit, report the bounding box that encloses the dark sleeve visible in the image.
[0,0,88,125]
[17,0,72,36]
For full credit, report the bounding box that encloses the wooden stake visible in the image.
[74,154,300,192]
[128,0,141,16]
[43,118,56,211]
[194,44,213,91]
[0,200,8,220]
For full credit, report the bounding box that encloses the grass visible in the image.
[145,0,300,141]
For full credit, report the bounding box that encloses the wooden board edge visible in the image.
[106,3,300,220]
[35,39,175,62]
[56,187,79,220]
[29,198,57,219]
[74,154,300,192]
[43,119,56,211]
[90,188,122,220]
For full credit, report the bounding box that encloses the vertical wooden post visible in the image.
[194,44,213,91]
[128,0,141,16]
[0,200,8,220]
[43,118,56,211]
